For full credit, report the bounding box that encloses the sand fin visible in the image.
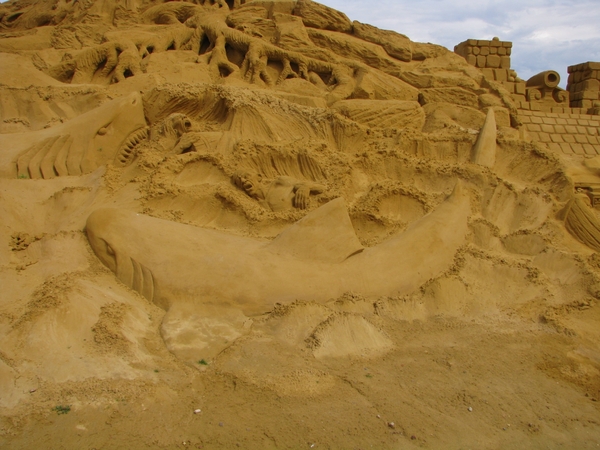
[564,194,600,251]
[266,198,363,263]
[471,108,497,168]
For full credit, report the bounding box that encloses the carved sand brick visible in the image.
[567,62,600,111]
[522,110,600,155]
[455,37,511,70]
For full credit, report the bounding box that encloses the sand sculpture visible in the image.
[568,62,600,111]
[86,183,468,360]
[0,92,146,178]
[2,0,600,448]
[232,169,325,210]
[562,191,600,252]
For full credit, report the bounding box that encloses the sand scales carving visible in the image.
[0,93,195,179]
[0,93,146,179]
[86,181,470,361]
[563,191,600,252]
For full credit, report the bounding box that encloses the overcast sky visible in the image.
[319,0,600,87]
[1,0,598,87]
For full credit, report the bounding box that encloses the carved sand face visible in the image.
[89,92,148,170]
[167,113,193,137]
[233,170,264,199]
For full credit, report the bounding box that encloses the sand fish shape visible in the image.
[563,193,600,251]
[0,92,147,179]
[86,182,470,360]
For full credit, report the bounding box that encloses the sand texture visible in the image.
[0,1,599,448]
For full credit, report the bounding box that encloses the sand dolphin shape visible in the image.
[86,181,470,359]
[0,92,147,179]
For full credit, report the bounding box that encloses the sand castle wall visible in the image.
[454,38,512,69]
[567,62,600,111]
[520,110,600,156]
[454,39,600,116]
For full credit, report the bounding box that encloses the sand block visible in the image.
[333,99,425,130]
[353,68,420,101]
[583,79,600,91]
[487,55,501,69]
[293,0,352,32]
[352,21,412,62]
[244,0,297,16]
[419,87,479,108]
[307,28,403,75]
[502,81,515,93]
[494,68,508,82]
[481,68,494,79]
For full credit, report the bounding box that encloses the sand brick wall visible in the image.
[567,62,600,110]
[455,39,596,115]
[520,110,600,156]
[454,38,512,69]
[516,103,588,115]
[480,68,525,95]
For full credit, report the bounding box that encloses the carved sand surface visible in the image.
[1,0,600,448]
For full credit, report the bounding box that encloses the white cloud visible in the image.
[319,0,600,87]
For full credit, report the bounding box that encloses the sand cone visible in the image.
[471,108,497,168]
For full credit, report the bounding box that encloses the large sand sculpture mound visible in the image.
[1,0,599,448]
